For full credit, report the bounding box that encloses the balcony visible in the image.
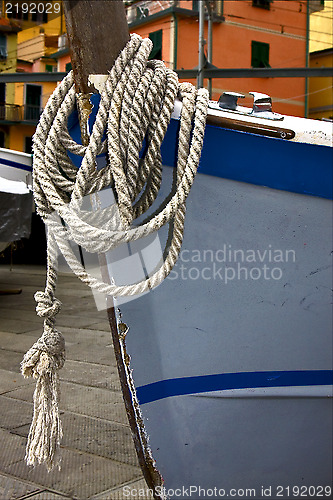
[126,0,224,26]
[126,0,175,23]
[0,104,42,123]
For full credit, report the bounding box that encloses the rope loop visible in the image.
[32,34,209,298]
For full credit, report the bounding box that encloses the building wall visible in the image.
[309,49,333,119]
[8,123,35,151]
[16,1,64,42]
[57,53,71,72]
[129,0,307,117]
[17,33,46,61]
[0,0,62,152]
[0,31,17,73]
[0,32,17,105]
[310,1,333,53]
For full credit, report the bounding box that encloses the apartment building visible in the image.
[0,0,64,151]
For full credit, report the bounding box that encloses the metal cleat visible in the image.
[250,92,273,113]
[218,91,245,110]
[250,92,283,120]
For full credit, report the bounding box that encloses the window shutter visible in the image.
[251,41,270,68]
[0,35,7,60]
[149,30,163,60]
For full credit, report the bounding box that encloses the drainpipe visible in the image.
[172,12,178,71]
[206,1,213,97]
[198,0,205,89]
[305,0,310,118]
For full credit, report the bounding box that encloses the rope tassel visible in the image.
[21,322,65,471]
[21,230,65,471]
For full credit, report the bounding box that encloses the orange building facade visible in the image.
[126,0,309,117]
[1,0,328,154]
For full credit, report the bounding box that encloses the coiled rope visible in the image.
[21,33,209,471]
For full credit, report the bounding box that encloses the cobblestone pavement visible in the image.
[0,265,153,500]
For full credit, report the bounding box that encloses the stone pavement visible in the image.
[0,264,153,500]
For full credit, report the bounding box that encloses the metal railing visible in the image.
[24,104,42,122]
[0,104,22,122]
[0,103,42,123]
[126,0,176,23]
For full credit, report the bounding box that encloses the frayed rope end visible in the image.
[21,297,65,472]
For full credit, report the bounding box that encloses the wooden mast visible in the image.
[63,0,129,94]
[62,2,162,496]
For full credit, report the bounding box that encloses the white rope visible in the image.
[21,33,209,471]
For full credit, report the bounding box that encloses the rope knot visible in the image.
[21,327,65,379]
[35,291,61,319]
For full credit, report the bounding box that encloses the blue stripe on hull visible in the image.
[161,120,333,200]
[136,370,333,404]
[0,157,32,172]
[67,98,333,199]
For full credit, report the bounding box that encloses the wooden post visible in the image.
[63,0,129,94]
[63,0,129,144]
[62,2,162,497]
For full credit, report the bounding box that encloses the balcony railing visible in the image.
[126,0,176,23]
[0,104,22,122]
[0,104,42,123]
[24,104,42,122]
[126,0,224,24]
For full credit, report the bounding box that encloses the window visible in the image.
[0,83,6,104]
[25,137,33,154]
[25,84,41,121]
[0,35,7,60]
[309,0,325,13]
[45,64,53,73]
[66,62,72,73]
[149,30,162,60]
[251,41,270,68]
[31,11,47,23]
[192,0,199,10]
[252,0,271,9]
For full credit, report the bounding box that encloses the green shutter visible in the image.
[251,41,270,68]
[149,30,163,60]
[66,62,72,72]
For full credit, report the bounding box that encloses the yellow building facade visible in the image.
[308,1,333,120]
[309,48,333,120]
[0,0,65,151]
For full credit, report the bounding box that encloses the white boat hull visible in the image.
[64,98,332,498]
[107,168,332,499]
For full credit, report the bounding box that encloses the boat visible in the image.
[0,148,32,254]
[65,86,333,499]
[0,147,32,184]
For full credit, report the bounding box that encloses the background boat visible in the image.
[0,148,32,254]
